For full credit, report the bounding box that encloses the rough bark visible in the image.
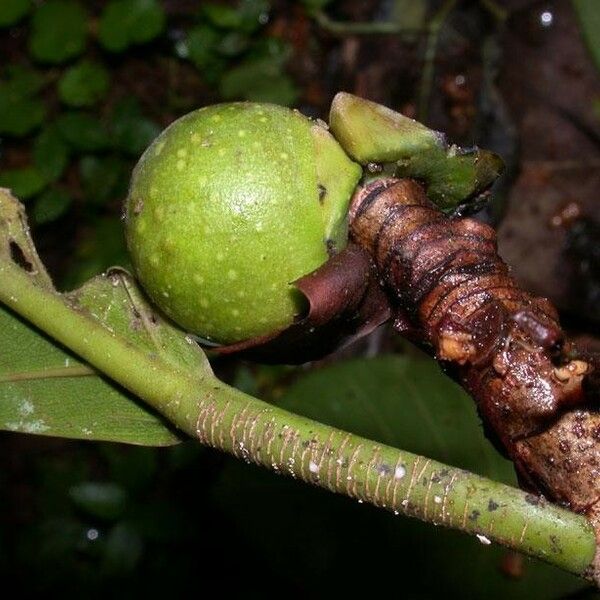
[349,178,600,531]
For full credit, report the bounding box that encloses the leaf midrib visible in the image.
[0,364,95,382]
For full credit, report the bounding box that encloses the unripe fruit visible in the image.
[125,102,361,344]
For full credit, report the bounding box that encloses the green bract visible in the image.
[125,102,361,344]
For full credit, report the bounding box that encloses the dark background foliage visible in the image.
[1,0,599,597]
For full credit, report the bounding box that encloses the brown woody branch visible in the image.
[349,178,600,540]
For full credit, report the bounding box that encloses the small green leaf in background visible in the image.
[220,57,298,105]
[183,25,226,82]
[573,0,600,72]
[203,0,269,33]
[29,0,88,64]
[32,188,72,225]
[33,125,70,182]
[103,523,143,573]
[0,66,46,137]
[56,112,110,151]
[70,482,127,521]
[0,168,47,199]
[98,0,166,52]
[237,0,270,31]
[0,0,31,27]
[301,0,333,13]
[58,61,110,107]
[79,155,128,205]
[111,98,161,156]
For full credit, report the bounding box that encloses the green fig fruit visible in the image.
[124,102,361,344]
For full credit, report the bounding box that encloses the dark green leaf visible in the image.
[56,112,110,151]
[0,0,31,27]
[32,188,72,224]
[184,24,225,82]
[1,65,45,96]
[111,98,160,156]
[70,482,127,520]
[29,0,88,64]
[217,31,249,56]
[33,125,70,182]
[301,0,333,11]
[79,155,128,204]
[103,523,143,573]
[58,61,110,107]
[237,0,270,32]
[202,3,242,29]
[0,168,47,198]
[0,66,46,136]
[98,0,165,52]
[573,0,600,72]
[219,57,298,105]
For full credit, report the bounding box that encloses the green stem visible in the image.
[0,261,597,581]
[417,0,457,122]
[314,10,422,36]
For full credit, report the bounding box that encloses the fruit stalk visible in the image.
[348,178,600,546]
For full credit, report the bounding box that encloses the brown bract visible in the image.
[349,178,600,520]
[213,243,391,364]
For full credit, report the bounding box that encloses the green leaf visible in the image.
[0,189,183,446]
[219,57,298,105]
[0,168,47,199]
[0,66,46,137]
[280,355,515,482]
[58,61,110,107]
[0,0,31,27]
[29,0,88,64]
[56,112,110,151]
[184,25,226,82]
[69,482,127,520]
[0,304,182,445]
[98,0,165,52]
[79,155,128,204]
[33,125,70,182]
[32,188,72,224]
[202,3,242,29]
[110,98,160,156]
[237,0,270,31]
[573,0,600,72]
